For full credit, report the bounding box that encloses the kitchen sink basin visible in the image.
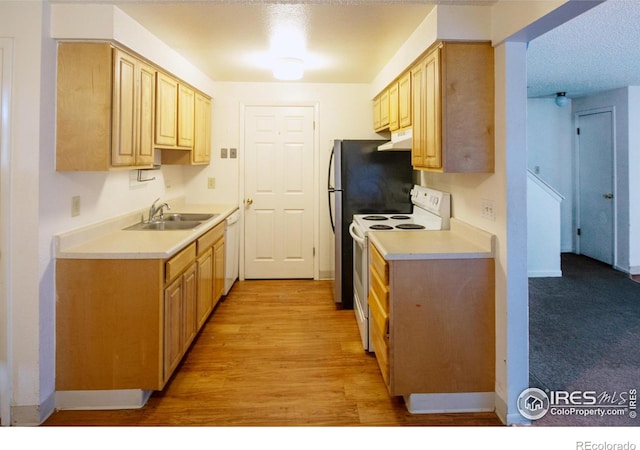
[125,220,203,231]
[162,213,217,222]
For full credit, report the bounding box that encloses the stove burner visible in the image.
[390,215,411,220]
[362,215,388,221]
[396,223,426,230]
[370,224,393,230]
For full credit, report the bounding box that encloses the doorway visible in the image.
[576,109,615,265]
[243,105,315,279]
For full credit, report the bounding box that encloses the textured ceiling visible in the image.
[52,0,640,97]
[527,0,640,99]
[113,1,436,83]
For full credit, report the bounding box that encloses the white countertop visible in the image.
[55,201,238,260]
[368,218,495,260]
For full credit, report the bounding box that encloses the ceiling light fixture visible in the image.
[272,57,304,81]
[555,92,568,107]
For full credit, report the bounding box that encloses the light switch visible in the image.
[230,148,237,159]
[221,148,228,158]
[71,196,80,217]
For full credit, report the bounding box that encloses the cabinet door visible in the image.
[155,72,178,147]
[177,84,195,148]
[112,49,137,167]
[379,89,390,130]
[213,238,225,306]
[137,62,156,166]
[193,93,211,164]
[182,263,198,349]
[388,82,399,131]
[164,276,183,381]
[398,71,411,129]
[423,47,442,169]
[196,248,213,330]
[411,60,425,167]
[372,96,381,130]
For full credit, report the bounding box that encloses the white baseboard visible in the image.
[528,270,562,278]
[55,389,152,410]
[403,392,495,414]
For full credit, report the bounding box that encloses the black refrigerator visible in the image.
[327,139,414,309]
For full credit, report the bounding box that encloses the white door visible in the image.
[577,110,614,265]
[244,106,315,279]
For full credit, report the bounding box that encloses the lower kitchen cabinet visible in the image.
[369,241,495,397]
[56,227,225,392]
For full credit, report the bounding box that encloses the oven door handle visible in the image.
[348,222,366,245]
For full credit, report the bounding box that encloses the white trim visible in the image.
[403,392,495,414]
[0,37,13,427]
[55,389,152,410]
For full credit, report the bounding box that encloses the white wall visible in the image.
[183,81,380,279]
[628,87,640,274]
[527,98,574,251]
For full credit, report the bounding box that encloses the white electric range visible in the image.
[348,185,451,351]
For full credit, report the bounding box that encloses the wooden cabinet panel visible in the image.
[56,43,155,171]
[213,237,225,305]
[164,275,184,381]
[411,41,494,173]
[388,82,399,131]
[196,248,214,330]
[398,71,411,129]
[193,93,212,164]
[155,72,179,147]
[368,242,495,398]
[177,84,195,148]
[182,263,198,349]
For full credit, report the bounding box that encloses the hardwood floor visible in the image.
[44,280,502,427]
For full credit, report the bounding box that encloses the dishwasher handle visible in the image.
[348,222,366,245]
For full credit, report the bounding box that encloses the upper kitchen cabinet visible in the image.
[157,73,212,166]
[373,89,390,132]
[411,41,494,173]
[397,71,411,130]
[56,42,156,171]
[161,91,212,165]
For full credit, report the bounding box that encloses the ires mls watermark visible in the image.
[517,387,637,420]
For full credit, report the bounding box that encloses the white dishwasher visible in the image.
[223,210,240,295]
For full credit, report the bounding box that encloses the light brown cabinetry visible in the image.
[373,89,390,132]
[162,91,212,165]
[155,73,196,151]
[411,41,494,172]
[56,42,156,171]
[369,241,495,397]
[56,226,225,392]
[397,71,412,130]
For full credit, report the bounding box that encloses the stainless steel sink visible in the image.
[162,213,217,222]
[124,220,203,231]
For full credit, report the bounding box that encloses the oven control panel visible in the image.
[411,185,451,217]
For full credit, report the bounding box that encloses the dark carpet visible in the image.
[529,253,640,426]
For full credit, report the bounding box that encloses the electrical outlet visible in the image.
[481,198,496,221]
[71,196,80,217]
[230,148,237,159]
[207,177,216,189]
[221,148,228,158]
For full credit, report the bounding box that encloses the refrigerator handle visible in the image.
[328,146,336,232]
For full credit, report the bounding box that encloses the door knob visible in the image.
[603,193,614,199]
[245,198,253,206]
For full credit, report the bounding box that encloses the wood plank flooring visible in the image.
[44,280,502,427]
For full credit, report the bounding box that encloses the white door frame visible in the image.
[238,102,320,281]
[574,107,617,264]
[0,37,13,427]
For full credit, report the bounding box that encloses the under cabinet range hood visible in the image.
[377,129,412,151]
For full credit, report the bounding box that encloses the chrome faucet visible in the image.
[148,198,170,222]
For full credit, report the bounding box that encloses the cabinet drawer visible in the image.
[197,222,224,255]
[369,242,388,283]
[371,324,390,390]
[369,264,389,313]
[165,243,196,283]
[369,287,389,338]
